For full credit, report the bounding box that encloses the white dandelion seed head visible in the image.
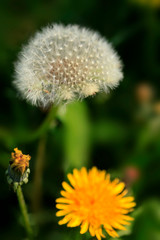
[14,24,123,107]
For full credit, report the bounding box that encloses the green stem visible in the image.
[32,136,47,212]
[17,105,58,143]
[16,185,33,239]
[31,105,59,212]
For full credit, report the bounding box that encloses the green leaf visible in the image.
[58,102,91,171]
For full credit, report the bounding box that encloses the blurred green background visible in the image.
[1,0,160,239]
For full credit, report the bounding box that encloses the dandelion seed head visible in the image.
[14,24,123,107]
[56,167,136,240]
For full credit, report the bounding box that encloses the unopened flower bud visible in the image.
[6,148,31,190]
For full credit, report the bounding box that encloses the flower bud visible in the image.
[6,148,31,190]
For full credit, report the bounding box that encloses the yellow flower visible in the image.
[56,167,136,240]
[10,148,31,174]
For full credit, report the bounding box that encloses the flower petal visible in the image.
[121,215,134,221]
[56,204,69,210]
[56,210,71,217]
[111,222,126,230]
[113,182,125,195]
[121,196,135,202]
[67,173,76,187]
[67,218,82,227]
[106,229,119,238]
[58,214,73,225]
[60,190,70,197]
[89,225,96,236]
[121,202,136,208]
[80,221,89,234]
[56,198,73,204]
[62,182,74,193]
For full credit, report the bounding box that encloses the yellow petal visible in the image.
[106,229,119,238]
[80,221,89,234]
[89,167,98,178]
[89,225,96,236]
[113,182,125,194]
[104,223,113,230]
[58,214,73,225]
[56,210,71,217]
[121,196,135,202]
[56,204,69,210]
[67,173,76,187]
[98,228,106,238]
[122,215,134,221]
[95,230,102,240]
[119,209,130,214]
[56,198,73,204]
[81,167,87,176]
[105,174,110,184]
[99,170,106,181]
[60,190,70,197]
[62,182,74,193]
[119,189,128,197]
[73,169,80,179]
[67,218,82,227]
[81,167,88,184]
[73,169,82,187]
[121,202,136,208]
[112,178,119,185]
[117,218,131,225]
[111,222,126,230]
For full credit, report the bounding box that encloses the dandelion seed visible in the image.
[14,24,123,107]
[56,167,136,240]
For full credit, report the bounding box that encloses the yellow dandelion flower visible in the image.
[10,148,31,174]
[56,167,136,240]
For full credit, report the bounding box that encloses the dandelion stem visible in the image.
[16,185,33,239]
[18,105,58,143]
[30,105,58,141]
[31,105,58,212]
[32,136,47,212]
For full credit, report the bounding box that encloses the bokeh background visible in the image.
[1,0,160,239]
